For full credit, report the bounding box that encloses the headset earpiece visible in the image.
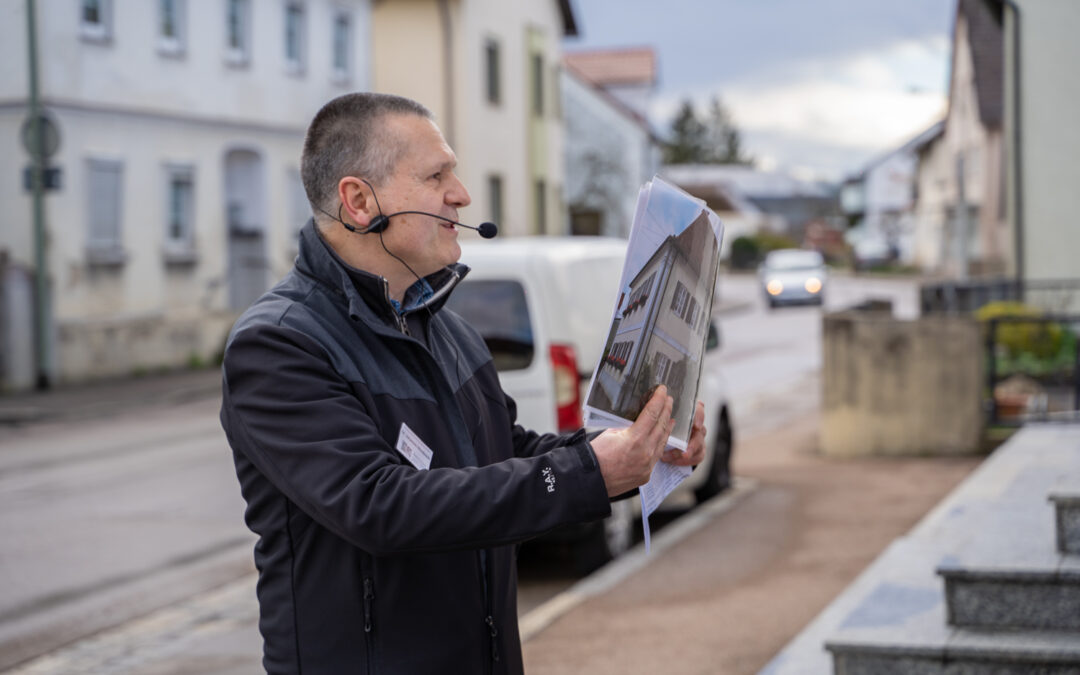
[366,214,390,234]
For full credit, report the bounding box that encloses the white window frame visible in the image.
[86,157,126,266]
[284,1,307,75]
[80,0,113,43]
[163,164,196,263]
[158,0,187,57]
[225,0,252,67]
[331,9,352,84]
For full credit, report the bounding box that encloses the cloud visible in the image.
[651,37,949,178]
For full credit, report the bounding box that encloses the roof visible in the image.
[563,47,657,87]
[562,58,657,138]
[628,210,715,287]
[661,164,835,200]
[849,120,945,180]
[956,0,1004,127]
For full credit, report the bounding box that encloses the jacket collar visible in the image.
[295,219,469,324]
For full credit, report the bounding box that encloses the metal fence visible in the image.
[922,278,1080,316]
[985,314,1080,425]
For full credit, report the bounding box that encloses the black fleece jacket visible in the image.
[220,221,611,674]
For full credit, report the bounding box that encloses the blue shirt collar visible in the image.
[389,277,435,315]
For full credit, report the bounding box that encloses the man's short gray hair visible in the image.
[300,93,433,219]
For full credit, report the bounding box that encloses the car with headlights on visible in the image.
[445,237,734,572]
[758,249,826,308]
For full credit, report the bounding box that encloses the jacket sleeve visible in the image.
[502,392,592,459]
[221,323,611,557]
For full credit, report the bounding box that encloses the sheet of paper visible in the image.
[638,458,693,552]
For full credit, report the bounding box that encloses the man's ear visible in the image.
[338,176,377,229]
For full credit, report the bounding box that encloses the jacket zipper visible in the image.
[485,613,500,664]
[381,280,410,336]
[382,273,498,667]
[363,577,376,672]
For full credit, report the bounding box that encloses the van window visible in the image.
[445,279,534,371]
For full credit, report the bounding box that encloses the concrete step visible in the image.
[759,424,1080,675]
[827,627,1080,674]
[1050,492,1080,554]
[938,563,1080,631]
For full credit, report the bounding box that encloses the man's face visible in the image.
[373,114,472,279]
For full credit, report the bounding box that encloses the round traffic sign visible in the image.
[21,111,61,158]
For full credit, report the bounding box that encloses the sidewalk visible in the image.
[0,368,222,427]
[521,413,982,674]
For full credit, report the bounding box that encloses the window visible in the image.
[158,0,186,56]
[484,40,501,105]
[164,165,196,263]
[332,10,351,82]
[287,169,310,242]
[488,174,503,226]
[551,64,562,118]
[653,352,672,385]
[442,280,534,371]
[534,179,546,234]
[86,158,125,265]
[284,2,306,73]
[80,0,112,42]
[225,0,251,65]
[670,281,690,318]
[530,52,544,116]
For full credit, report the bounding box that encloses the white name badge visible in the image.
[395,422,433,470]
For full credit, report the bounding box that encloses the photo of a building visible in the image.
[588,205,719,442]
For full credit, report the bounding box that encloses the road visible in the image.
[0,273,920,673]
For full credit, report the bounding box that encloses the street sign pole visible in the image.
[26,0,51,389]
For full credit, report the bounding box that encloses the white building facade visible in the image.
[1,0,372,388]
[561,64,660,238]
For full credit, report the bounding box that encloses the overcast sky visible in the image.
[564,0,957,181]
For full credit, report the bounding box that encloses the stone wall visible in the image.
[822,310,984,457]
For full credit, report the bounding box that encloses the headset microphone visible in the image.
[325,178,498,239]
[373,210,497,239]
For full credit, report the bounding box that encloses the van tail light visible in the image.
[550,344,583,432]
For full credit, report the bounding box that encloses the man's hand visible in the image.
[591,386,674,498]
[662,400,706,466]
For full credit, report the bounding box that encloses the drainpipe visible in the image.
[437,0,455,148]
[26,0,51,389]
[1004,0,1024,299]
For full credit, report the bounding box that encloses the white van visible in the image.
[447,237,734,570]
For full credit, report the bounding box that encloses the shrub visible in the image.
[730,236,759,269]
[976,301,1065,359]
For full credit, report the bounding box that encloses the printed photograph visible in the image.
[584,177,723,448]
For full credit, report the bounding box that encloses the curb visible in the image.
[519,478,757,642]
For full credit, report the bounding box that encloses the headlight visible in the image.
[766,279,783,296]
[805,277,822,294]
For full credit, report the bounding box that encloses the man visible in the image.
[220,92,706,674]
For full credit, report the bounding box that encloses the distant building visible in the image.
[561,47,661,238]
[0,0,373,389]
[913,0,1006,277]
[371,0,576,237]
[842,121,943,267]
[661,164,838,257]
